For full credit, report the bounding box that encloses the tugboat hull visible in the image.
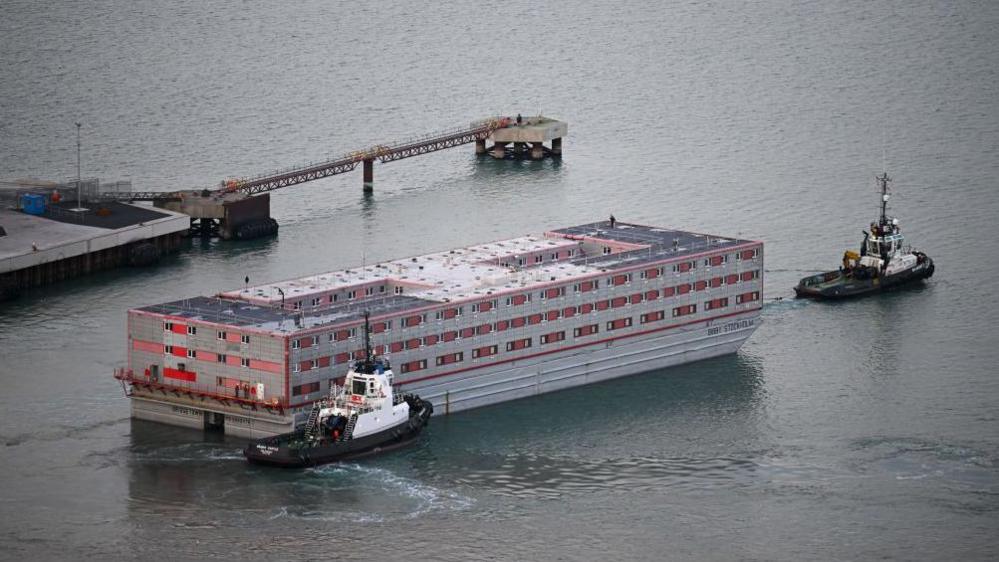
[794,256,934,300]
[244,399,433,468]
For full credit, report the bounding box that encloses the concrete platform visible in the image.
[478,115,567,159]
[1,204,188,274]
[489,116,568,144]
[0,203,189,297]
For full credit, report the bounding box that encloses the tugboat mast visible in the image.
[361,310,374,373]
[877,171,891,228]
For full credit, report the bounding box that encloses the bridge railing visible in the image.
[103,117,514,200]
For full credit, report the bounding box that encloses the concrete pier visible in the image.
[0,202,189,298]
[363,159,374,192]
[155,191,274,240]
[482,116,567,160]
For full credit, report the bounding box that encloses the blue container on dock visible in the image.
[21,194,46,215]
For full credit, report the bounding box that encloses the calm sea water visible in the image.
[2,1,998,559]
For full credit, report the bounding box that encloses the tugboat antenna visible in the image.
[877,171,891,227]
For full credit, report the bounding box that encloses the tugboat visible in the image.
[244,313,433,468]
[795,172,935,299]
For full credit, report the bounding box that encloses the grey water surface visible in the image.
[1,1,997,560]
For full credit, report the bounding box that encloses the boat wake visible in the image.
[850,435,999,487]
[3,416,128,447]
[265,463,474,523]
[453,451,762,500]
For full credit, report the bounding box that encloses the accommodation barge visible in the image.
[115,221,763,438]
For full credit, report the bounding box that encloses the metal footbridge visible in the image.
[102,117,513,202]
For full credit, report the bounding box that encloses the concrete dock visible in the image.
[476,116,567,159]
[0,202,189,298]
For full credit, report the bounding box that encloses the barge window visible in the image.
[187,325,197,335]
[641,310,666,323]
[540,331,565,345]
[473,345,498,359]
[400,359,427,373]
[293,382,320,396]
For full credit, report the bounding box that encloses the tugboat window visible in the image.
[352,379,367,395]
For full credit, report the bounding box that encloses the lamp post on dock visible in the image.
[73,122,86,211]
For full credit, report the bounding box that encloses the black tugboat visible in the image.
[244,313,433,468]
[795,172,934,299]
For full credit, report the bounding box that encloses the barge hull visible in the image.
[407,309,760,415]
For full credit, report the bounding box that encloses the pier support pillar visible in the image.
[363,159,374,192]
[492,142,507,159]
[475,139,487,155]
[530,142,544,160]
[551,137,562,156]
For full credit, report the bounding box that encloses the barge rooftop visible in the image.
[141,222,754,332]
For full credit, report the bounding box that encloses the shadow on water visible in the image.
[118,419,472,526]
[0,246,192,318]
[187,232,280,261]
[405,353,768,499]
[467,155,564,187]
[360,190,376,220]
[112,354,767,518]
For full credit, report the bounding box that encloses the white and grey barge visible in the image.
[115,220,763,438]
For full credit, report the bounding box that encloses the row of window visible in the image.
[499,248,579,268]
[170,291,764,376]
[287,269,763,348]
[394,307,694,374]
[295,283,389,310]
[290,288,762,358]
[162,322,253,345]
[164,345,253,367]
[293,291,762,377]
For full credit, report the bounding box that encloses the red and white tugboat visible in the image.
[795,172,935,299]
[244,313,433,468]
